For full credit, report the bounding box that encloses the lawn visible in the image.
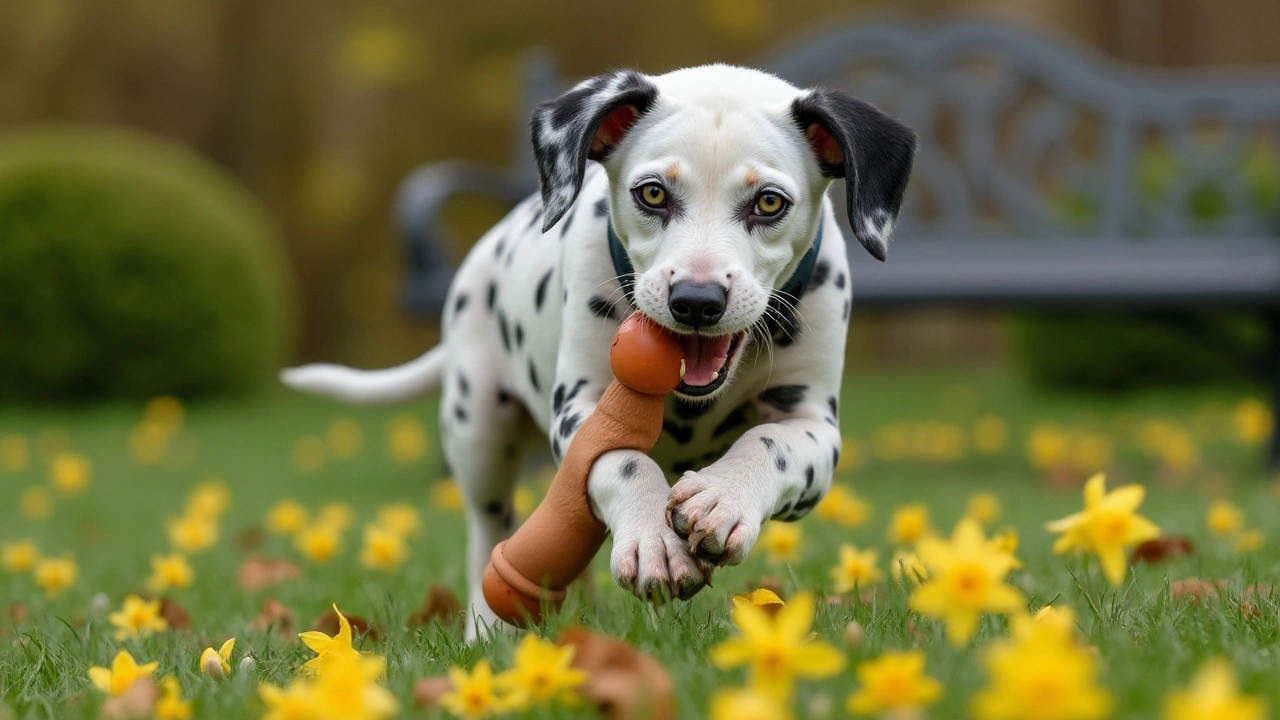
[1,368,1277,719]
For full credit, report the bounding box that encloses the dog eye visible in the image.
[635,183,667,209]
[754,191,787,217]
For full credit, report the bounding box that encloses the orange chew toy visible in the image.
[482,313,682,625]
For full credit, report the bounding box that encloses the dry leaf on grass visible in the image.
[235,525,266,552]
[406,586,463,628]
[412,676,453,710]
[558,626,674,720]
[252,598,295,638]
[236,557,301,592]
[1169,578,1225,602]
[1131,535,1195,565]
[311,607,378,641]
[158,598,192,631]
[7,603,27,624]
[98,678,157,720]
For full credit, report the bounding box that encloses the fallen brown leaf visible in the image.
[311,607,378,641]
[407,586,463,628]
[98,678,157,720]
[235,525,266,552]
[253,598,295,638]
[158,598,192,631]
[236,556,302,592]
[412,676,453,710]
[7,603,27,624]
[1169,578,1224,602]
[559,626,674,720]
[1131,535,1195,565]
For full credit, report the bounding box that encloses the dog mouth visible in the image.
[675,331,745,397]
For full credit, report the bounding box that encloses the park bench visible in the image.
[393,19,1280,463]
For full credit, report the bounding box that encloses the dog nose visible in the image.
[668,282,726,328]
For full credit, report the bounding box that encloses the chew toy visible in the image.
[482,313,683,626]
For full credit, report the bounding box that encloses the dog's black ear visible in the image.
[531,71,659,233]
[791,89,916,261]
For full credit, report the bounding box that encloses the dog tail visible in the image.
[279,346,446,404]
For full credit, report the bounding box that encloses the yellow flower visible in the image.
[991,529,1022,569]
[34,555,77,597]
[847,650,942,716]
[829,544,882,594]
[887,504,932,546]
[266,499,310,536]
[1045,472,1161,586]
[327,418,364,458]
[710,686,794,720]
[496,634,587,708]
[1232,399,1273,445]
[155,676,192,720]
[166,513,218,554]
[515,486,536,518]
[299,604,362,675]
[19,485,54,520]
[317,503,354,532]
[709,591,846,700]
[0,434,30,472]
[909,518,1026,646]
[375,503,421,537]
[757,522,802,564]
[972,605,1111,720]
[733,589,786,614]
[260,681,325,720]
[441,660,508,718]
[296,524,342,563]
[1165,659,1266,720]
[143,395,185,433]
[814,484,870,528]
[293,434,327,473]
[200,638,235,679]
[49,453,91,496]
[186,478,231,519]
[432,480,464,512]
[1205,500,1244,538]
[308,652,398,720]
[388,415,428,463]
[966,492,1002,525]
[109,594,168,640]
[1027,423,1068,470]
[890,549,928,584]
[88,650,159,696]
[1234,529,1264,553]
[147,553,194,592]
[973,416,1008,454]
[360,524,408,572]
[2,539,39,573]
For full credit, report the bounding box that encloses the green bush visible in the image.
[0,126,293,402]
[1014,310,1266,393]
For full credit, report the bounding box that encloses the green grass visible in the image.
[1,369,1278,719]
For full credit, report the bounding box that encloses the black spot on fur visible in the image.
[805,431,816,442]
[552,384,566,415]
[763,296,801,346]
[809,259,830,290]
[528,360,540,392]
[494,238,506,258]
[535,269,554,311]
[497,311,511,352]
[458,373,470,397]
[758,385,808,414]
[454,405,467,422]
[559,412,582,438]
[587,296,617,320]
[712,404,749,438]
[497,388,512,404]
[843,299,850,321]
[515,324,525,349]
[775,454,787,472]
[774,502,793,519]
[551,437,561,461]
[487,282,497,311]
[594,198,609,217]
[559,207,575,236]
[760,436,777,452]
[671,460,695,474]
[453,293,469,316]
[549,81,600,129]
[620,458,638,479]
[673,397,714,420]
[835,272,846,289]
[662,421,693,445]
[805,465,814,488]
[793,494,820,516]
[827,396,838,418]
[565,378,590,404]
[832,446,840,467]
[483,501,504,516]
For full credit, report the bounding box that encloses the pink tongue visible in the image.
[678,334,734,386]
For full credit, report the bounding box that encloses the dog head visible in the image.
[531,65,915,398]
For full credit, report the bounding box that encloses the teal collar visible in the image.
[607,222,824,304]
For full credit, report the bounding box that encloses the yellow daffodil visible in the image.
[299,604,362,675]
[1165,659,1266,720]
[1206,500,1244,538]
[34,555,77,598]
[757,522,802,564]
[1232,399,1272,445]
[260,681,325,720]
[186,479,231,519]
[0,434,29,472]
[710,686,795,720]
[972,416,1008,454]
[909,518,1026,646]
[1045,472,1161,586]
[296,524,342,563]
[109,594,168,640]
[327,418,364,458]
[972,605,1111,720]
[266,499,310,536]
[1234,529,1264,553]
[317,503,355,532]
[375,503,421,537]
[155,676,192,720]
[166,513,218,554]
[733,589,786,615]
[1027,423,1068,470]
[2,539,39,573]
[19,485,54,520]
[890,549,928,584]
[309,652,398,720]
[966,492,1002,525]
[814,484,871,528]
[143,396,185,432]
[432,480,464,511]
[710,591,845,700]
[360,523,408,572]
[147,553,194,592]
[887,504,932,546]
[49,453,91,496]
[441,660,509,718]
[200,638,235,679]
[829,544,882,594]
[388,415,428,463]
[88,650,159,696]
[847,650,943,716]
[496,634,587,708]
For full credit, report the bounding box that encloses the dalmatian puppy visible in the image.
[282,64,915,637]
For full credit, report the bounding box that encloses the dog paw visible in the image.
[610,522,713,601]
[666,472,763,566]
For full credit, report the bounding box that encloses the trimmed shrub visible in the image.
[0,126,293,402]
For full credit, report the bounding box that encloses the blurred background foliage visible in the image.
[1,0,1279,400]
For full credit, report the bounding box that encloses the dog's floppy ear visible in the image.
[531,71,659,233]
[791,89,916,261]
